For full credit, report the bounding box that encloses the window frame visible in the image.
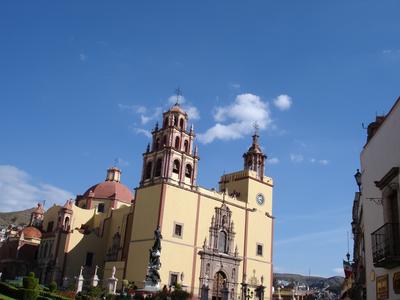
[173,222,184,239]
[256,243,263,256]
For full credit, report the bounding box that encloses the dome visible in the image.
[169,104,186,114]
[83,181,133,204]
[21,226,42,239]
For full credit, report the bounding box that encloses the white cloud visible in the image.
[79,53,87,62]
[229,83,241,89]
[131,127,152,138]
[273,94,292,111]
[267,157,280,165]
[310,158,329,166]
[198,93,272,144]
[119,104,162,125]
[290,153,304,163]
[0,165,74,212]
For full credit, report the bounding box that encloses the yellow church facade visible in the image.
[36,102,274,299]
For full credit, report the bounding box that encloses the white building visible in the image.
[352,97,400,300]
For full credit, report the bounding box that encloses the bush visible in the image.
[23,275,39,289]
[20,287,40,300]
[39,290,73,300]
[0,281,20,298]
[49,281,57,293]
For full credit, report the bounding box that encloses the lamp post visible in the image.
[354,169,362,193]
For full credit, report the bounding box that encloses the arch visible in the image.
[155,158,162,177]
[218,231,227,253]
[173,159,180,175]
[163,117,168,128]
[64,216,70,230]
[163,135,167,146]
[145,161,153,179]
[185,164,192,178]
[174,115,178,126]
[184,140,189,153]
[212,271,227,300]
[179,118,184,130]
[175,136,180,149]
[155,138,160,151]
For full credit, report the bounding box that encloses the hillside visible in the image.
[0,208,35,227]
[274,273,344,293]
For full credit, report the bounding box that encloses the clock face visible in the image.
[256,193,265,205]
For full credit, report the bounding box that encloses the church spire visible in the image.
[243,123,267,179]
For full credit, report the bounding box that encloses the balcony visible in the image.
[371,223,400,268]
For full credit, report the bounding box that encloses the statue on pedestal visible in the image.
[144,226,163,290]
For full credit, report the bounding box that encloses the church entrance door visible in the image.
[212,271,226,300]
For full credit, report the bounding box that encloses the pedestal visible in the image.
[92,274,99,287]
[200,284,209,300]
[107,277,118,295]
[76,275,84,293]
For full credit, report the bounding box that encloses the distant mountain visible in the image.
[0,208,34,227]
[274,273,344,293]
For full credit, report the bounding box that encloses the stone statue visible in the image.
[144,226,163,289]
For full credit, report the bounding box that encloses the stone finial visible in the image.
[146,143,150,153]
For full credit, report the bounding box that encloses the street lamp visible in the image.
[354,169,362,192]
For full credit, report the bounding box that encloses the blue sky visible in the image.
[1,1,400,277]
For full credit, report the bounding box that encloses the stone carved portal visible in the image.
[199,204,241,300]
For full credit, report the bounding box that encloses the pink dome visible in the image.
[83,181,133,204]
[21,226,42,239]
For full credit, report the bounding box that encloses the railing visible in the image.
[371,222,400,268]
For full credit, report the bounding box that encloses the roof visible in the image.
[21,226,42,239]
[83,180,133,204]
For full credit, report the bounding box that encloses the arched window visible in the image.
[155,138,160,151]
[174,115,178,126]
[164,117,168,128]
[179,118,184,129]
[218,231,227,253]
[155,158,162,177]
[173,159,180,174]
[185,164,192,178]
[163,135,167,146]
[175,136,180,149]
[145,161,153,179]
[184,140,189,153]
[64,217,70,231]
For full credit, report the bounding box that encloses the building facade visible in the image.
[19,102,274,299]
[351,97,400,300]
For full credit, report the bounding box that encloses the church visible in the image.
[27,101,274,299]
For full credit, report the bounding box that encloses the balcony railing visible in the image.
[371,222,400,268]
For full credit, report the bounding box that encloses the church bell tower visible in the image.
[140,94,199,188]
[242,126,267,179]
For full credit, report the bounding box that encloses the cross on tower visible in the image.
[175,87,182,105]
[113,158,119,167]
[253,122,259,136]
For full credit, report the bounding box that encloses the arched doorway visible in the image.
[212,271,227,300]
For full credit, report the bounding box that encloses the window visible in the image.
[97,203,105,213]
[155,138,160,151]
[85,252,94,267]
[218,231,227,253]
[175,136,180,149]
[257,244,263,256]
[184,140,189,153]
[173,160,180,174]
[47,221,54,233]
[169,273,179,287]
[185,164,192,178]
[155,159,162,177]
[145,161,153,179]
[64,216,70,230]
[179,118,184,129]
[163,135,167,146]
[174,115,178,126]
[173,223,183,238]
